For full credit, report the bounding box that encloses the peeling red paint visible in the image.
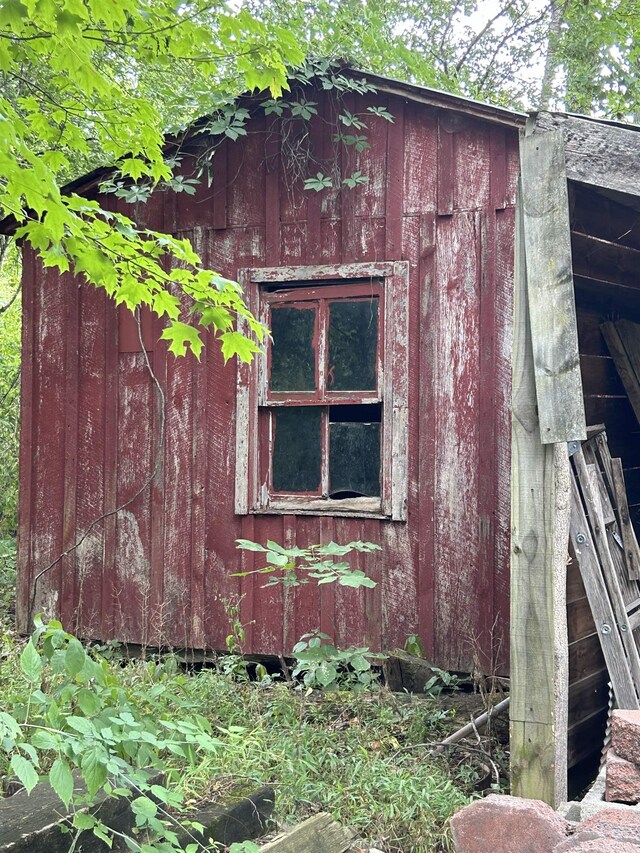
[18,89,519,672]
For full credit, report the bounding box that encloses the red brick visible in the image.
[450,794,569,853]
[612,710,640,765]
[577,807,640,845]
[606,749,640,803]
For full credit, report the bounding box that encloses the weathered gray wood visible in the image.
[601,320,640,428]
[573,449,640,694]
[611,457,640,581]
[174,784,275,849]
[569,473,639,709]
[534,112,640,200]
[510,181,568,806]
[383,648,436,693]
[0,771,163,853]
[519,129,586,444]
[260,813,355,853]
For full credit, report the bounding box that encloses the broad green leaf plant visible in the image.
[234,539,380,588]
[0,0,304,358]
[1,617,243,851]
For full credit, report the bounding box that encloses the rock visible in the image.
[606,750,640,804]
[450,794,569,853]
[382,649,435,693]
[553,839,640,852]
[611,710,640,765]
[576,807,640,846]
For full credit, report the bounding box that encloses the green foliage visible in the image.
[234,539,380,589]
[0,621,470,852]
[292,630,385,692]
[424,667,461,699]
[181,677,468,852]
[0,240,20,540]
[0,538,16,620]
[404,633,426,658]
[0,0,306,360]
[0,618,243,850]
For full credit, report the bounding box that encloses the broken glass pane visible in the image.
[328,299,378,392]
[329,407,380,498]
[270,305,316,392]
[273,407,322,493]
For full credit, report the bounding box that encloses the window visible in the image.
[236,262,409,520]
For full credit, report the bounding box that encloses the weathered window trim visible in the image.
[235,261,409,521]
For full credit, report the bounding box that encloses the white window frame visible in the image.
[235,261,409,520]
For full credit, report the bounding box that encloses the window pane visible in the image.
[329,413,380,498]
[328,299,378,391]
[270,305,316,392]
[273,407,322,493]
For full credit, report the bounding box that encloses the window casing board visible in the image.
[235,262,409,520]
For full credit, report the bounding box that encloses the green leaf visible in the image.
[80,746,107,796]
[11,754,39,794]
[160,321,204,358]
[50,758,74,807]
[20,641,42,683]
[65,638,87,677]
[73,812,97,830]
[235,539,267,552]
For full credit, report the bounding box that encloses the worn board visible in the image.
[535,112,640,201]
[519,129,586,444]
[510,183,568,806]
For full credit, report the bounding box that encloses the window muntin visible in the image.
[264,284,382,501]
[235,261,409,520]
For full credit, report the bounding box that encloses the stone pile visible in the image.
[450,794,640,851]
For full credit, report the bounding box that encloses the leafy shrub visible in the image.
[292,630,385,692]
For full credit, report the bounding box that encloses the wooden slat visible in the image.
[601,321,640,427]
[520,129,585,444]
[611,458,640,581]
[510,183,568,806]
[534,112,640,200]
[260,813,355,853]
[569,476,638,707]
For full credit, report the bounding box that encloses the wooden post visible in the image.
[510,180,569,805]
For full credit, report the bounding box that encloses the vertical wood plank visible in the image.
[61,281,79,631]
[385,101,404,260]
[437,114,454,215]
[510,184,568,806]
[16,248,35,633]
[520,129,585,444]
[102,292,118,639]
[212,140,228,231]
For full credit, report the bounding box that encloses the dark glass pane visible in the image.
[270,306,316,392]
[273,407,322,493]
[329,419,380,498]
[328,299,378,391]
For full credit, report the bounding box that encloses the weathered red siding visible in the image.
[18,89,519,672]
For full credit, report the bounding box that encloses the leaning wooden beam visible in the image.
[510,180,569,806]
[601,320,640,427]
[568,473,639,709]
[519,128,586,444]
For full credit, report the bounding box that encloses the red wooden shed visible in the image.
[13,65,640,805]
[16,71,524,674]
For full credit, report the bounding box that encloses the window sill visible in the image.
[250,496,390,519]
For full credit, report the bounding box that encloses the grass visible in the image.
[177,676,471,851]
[0,605,472,853]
